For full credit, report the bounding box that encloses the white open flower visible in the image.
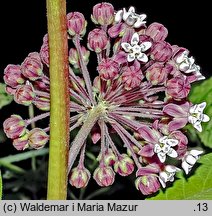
[182,149,203,174]
[154,136,178,163]
[176,51,205,80]
[159,165,181,188]
[121,32,151,63]
[188,102,210,132]
[115,6,146,28]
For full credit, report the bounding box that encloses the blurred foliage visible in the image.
[0,83,13,110]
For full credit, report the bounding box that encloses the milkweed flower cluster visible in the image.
[3,2,210,195]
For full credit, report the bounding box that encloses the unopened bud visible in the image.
[114,154,134,176]
[91,3,114,26]
[13,133,29,151]
[28,128,49,149]
[69,166,91,188]
[93,165,115,187]
[4,64,25,88]
[67,12,87,37]
[87,29,109,53]
[3,115,26,139]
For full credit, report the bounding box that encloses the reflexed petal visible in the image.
[140,42,152,51]
[157,152,166,163]
[163,103,187,117]
[167,148,178,158]
[138,144,154,157]
[138,126,159,143]
[193,122,202,132]
[154,144,162,153]
[115,10,123,22]
[131,33,139,46]
[121,42,132,52]
[127,53,135,62]
[195,71,205,81]
[168,118,188,131]
[114,51,128,64]
[182,161,191,174]
[202,114,210,122]
[137,53,148,63]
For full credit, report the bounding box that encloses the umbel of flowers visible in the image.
[3,2,210,195]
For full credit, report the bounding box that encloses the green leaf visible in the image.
[189,78,212,148]
[0,170,2,200]
[0,83,13,109]
[149,153,212,200]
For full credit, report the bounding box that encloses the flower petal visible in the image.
[185,155,196,165]
[137,53,148,63]
[131,33,140,46]
[165,165,180,173]
[128,6,135,13]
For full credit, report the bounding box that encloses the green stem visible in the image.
[68,104,106,173]
[46,0,70,200]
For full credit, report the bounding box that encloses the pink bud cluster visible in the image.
[4,2,210,196]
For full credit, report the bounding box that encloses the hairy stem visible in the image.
[68,104,106,173]
[46,0,69,200]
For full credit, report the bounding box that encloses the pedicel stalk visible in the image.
[3,2,210,199]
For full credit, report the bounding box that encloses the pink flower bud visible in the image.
[166,76,190,99]
[33,97,50,111]
[135,175,160,195]
[40,35,49,66]
[114,154,134,176]
[146,62,167,85]
[4,64,25,88]
[151,41,172,62]
[98,58,119,80]
[97,149,117,166]
[93,165,115,187]
[91,3,114,26]
[21,52,43,81]
[87,29,109,53]
[69,46,90,69]
[3,115,26,139]
[122,64,144,90]
[13,133,29,151]
[69,166,91,188]
[28,128,49,149]
[14,82,36,106]
[67,12,87,37]
[146,22,168,42]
